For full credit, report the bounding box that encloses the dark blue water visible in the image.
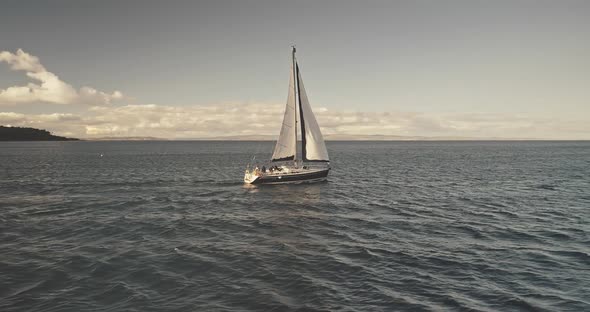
[1,141,589,311]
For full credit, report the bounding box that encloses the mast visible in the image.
[292,45,298,162]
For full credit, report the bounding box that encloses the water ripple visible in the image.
[1,141,589,311]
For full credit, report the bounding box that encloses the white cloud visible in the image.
[0,112,26,123]
[1,50,588,139]
[2,103,589,139]
[0,49,122,106]
[0,49,45,72]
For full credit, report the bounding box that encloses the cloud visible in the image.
[83,102,285,137]
[2,103,589,139]
[0,49,45,72]
[0,49,587,139]
[0,49,122,106]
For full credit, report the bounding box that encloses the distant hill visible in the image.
[0,126,79,141]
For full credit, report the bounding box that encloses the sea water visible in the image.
[1,141,589,311]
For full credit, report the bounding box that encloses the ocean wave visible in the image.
[1,141,589,311]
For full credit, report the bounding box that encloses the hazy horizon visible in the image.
[1,1,589,139]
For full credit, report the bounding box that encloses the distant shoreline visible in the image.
[1,127,587,141]
[80,135,587,141]
[2,139,588,142]
[68,138,590,142]
[0,126,78,141]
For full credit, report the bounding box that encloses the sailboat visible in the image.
[244,47,330,184]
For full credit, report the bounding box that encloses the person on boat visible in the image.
[262,166,266,173]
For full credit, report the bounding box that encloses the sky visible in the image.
[1,0,589,139]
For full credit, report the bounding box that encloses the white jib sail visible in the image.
[271,63,297,161]
[297,64,329,162]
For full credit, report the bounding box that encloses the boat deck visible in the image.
[244,167,330,184]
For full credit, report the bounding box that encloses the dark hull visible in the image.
[251,169,329,185]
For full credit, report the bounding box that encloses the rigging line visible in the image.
[253,140,263,166]
[246,135,266,167]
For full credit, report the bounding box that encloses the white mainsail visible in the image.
[271,62,297,161]
[296,64,329,162]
